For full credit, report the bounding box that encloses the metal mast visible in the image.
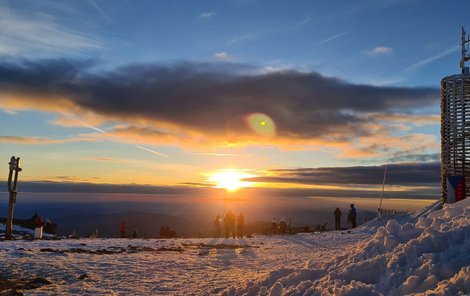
[460,27,470,73]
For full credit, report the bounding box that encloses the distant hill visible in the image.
[41,210,377,238]
[7,200,378,238]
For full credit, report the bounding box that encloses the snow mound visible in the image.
[1,223,55,239]
[229,199,470,295]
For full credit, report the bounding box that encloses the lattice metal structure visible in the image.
[441,27,470,202]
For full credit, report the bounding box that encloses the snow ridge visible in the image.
[228,199,470,296]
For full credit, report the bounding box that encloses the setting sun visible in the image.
[209,169,254,192]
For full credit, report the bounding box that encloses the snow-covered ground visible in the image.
[1,198,469,295]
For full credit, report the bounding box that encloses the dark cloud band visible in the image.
[0,59,439,141]
[246,162,440,186]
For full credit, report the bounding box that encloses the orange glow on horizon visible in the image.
[208,169,255,192]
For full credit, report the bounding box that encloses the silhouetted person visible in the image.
[279,220,287,234]
[34,215,44,227]
[271,218,278,234]
[132,229,138,239]
[334,208,342,230]
[164,226,170,237]
[120,221,126,238]
[349,204,357,228]
[237,213,245,238]
[224,210,236,239]
[214,215,222,238]
[31,212,39,223]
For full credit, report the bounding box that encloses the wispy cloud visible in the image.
[404,45,459,72]
[214,52,232,61]
[135,145,169,158]
[86,156,126,163]
[227,28,270,45]
[0,135,93,145]
[0,4,102,56]
[318,32,348,45]
[364,46,394,57]
[1,108,18,115]
[86,0,112,22]
[198,11,217,19]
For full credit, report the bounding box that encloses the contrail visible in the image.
[66,114,169,159]
[84,124,106,134]
[135,145,169,158]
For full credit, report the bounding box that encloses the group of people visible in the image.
[271,218,288,234]
[159,226,176,238]
[119,221,176,238]
[333,204,357,230]
[119,221,138,238]
[214,210,245,239]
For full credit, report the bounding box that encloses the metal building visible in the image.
[441,28,470,203]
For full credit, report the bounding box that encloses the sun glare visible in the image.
[209,169,254,192]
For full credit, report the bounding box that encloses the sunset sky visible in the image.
[1,0,469,201]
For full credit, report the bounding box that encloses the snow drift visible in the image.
[228,199,470,295]
[1,199,468,295]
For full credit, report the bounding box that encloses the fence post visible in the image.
[6,156,22,240]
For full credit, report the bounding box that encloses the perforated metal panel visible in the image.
[441,73,470,201]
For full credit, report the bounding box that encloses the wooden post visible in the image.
[378,166,387,213]
[6,156,22,240]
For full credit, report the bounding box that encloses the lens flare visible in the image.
[246,113,276,137]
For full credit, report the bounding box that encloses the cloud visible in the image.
[318,32,348,45]
[0,4,102,57]
[214,52,232,61]
[364,46,393,57]
[0,178,439,199]
[86,157,126,163]
[198,11,217,19]
[341,133,438,159]
[246,162,440,187]
[0,135,94,145]
[404,45,459,72]
[0,59,439,156]
[369,112,440,126]
[227,28,270,45]
[2,108,18,115]
[86,0,112,22]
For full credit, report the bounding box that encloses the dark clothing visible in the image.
[120,222,126,238]
[224,210,236,239]
[214,215,222,238]
[334,208,342,230]
[237,214,245,238]
[279,221,287,234]
[349,206,357,228]
[271,221,278,234]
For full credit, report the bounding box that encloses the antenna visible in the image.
[460,26,470,73]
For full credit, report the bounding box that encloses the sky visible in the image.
[1,0,469,204]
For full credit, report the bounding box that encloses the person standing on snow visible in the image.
[237,213,245,238]
[120,221,127,238]
[279,219,287,234]
[334,208,342,230]
[214,215,222,238]
[271,218,278,234]
[349,204,357,228]
[224,210,236,239]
